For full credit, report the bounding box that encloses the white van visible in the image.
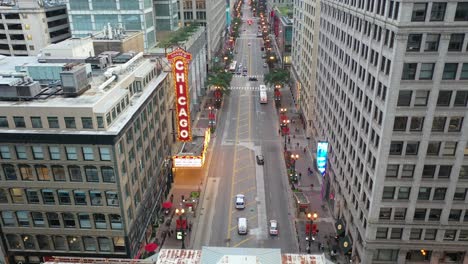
[238,217,248,235]
[235,194,245,209]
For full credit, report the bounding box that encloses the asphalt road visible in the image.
[192,4,298,253]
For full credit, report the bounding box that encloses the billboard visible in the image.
[166,48,193,142]
[316,141,328,176]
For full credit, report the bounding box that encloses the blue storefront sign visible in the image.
[316,141,328,176]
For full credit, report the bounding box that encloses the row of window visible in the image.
[5,233,125,253]
[394,115,464,134]
[402,62,468,81]
[411,2,468,22]
[0,188,119,207]
[397,90,468,109]
[1,164,115,183]
[0,145,112,161]
[376,227,468,242]
[389,140,461,156]
[386,164,468,180]
[0,116,104,130]
[407,33,468,53]
[382,186,468,202]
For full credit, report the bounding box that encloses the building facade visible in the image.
[313,1,468,263]
[290,0,320,137]
[0,0,71,56]
[178,0,226,63]
[66,0,156,50]
[154,0,180,32]
[0,56,175,263]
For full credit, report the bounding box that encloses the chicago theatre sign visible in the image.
[167,48,193,142]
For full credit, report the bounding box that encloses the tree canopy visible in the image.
[264,69,290,87]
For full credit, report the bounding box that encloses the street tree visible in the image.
[264,69,290,88]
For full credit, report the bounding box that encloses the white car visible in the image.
[235,194,245,209]
[269,220,279,235]
[248,42,251,46]
[263,62,268,68]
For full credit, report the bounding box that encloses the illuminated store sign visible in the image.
[316,141,328,176]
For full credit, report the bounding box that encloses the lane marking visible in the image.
[233,236,254,247]
[234,165,253,173]
[234,175,255,185]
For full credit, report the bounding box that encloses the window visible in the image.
[455,2,468,21]
[418,187,431,200]
[448,117,463,132]
[428,209,442,221]
[97,116,104,128]
[427,142,441,156]
[48,146,60,160]
[0,145,11,159]
[85,166,99,182]
[0,116,8,128]
[406,34,422,51]
[448,34,465,51]
[438,165,452,178]
[461,63,468,79]
[414,90,429,106]
[444,230,456,241]
[442,63,458,80]
[62,213,76,228]
[402,63,417,80]
[433,188,447,200]
[398,187,411,200]
[78,213,91,228]
[110,214,123,229]
[82,147,94,160]
[32,146,44,160]
[430,2,446,21]
[90,191,103,206]
[397,91,412,106]
[449,209,462,221]
[73,190,87,205]
[57,190,71,205]
[31,212,45,227]
[459,230,468,241]
[389,141,403,155]
[402,165,415,178]
[52,165,66,181]
[386,164,399,178]
[410,229,422,240]
[94,213,107,229]
[42,190,55,204]
[65,147,78,160]
[47,212,60,227]
[68,166,82,182]
[373,249,399,261]
[47,117,59,128]
[432,117,446,132]
[83,236,97,251]
[454,91,468,106]
[98,237,111,251]
[425,34,440,51]
[15,211,29,227]
[393,116,407,131]
[0,189,7,203]
[413,208,427,221]
[3,164,17,180]
[411,3,427,21]
[419,63,434,80]
[460,166,468,179]
[405,142,419,155]
[382,187,395,200]
[425,229,437,240]
[106,191,119,206]
[379,208,392,220]
[99,147,111,161]
[454,188,467,201]
[2,211,15,226]
[81,117,93,129]
[10,188,24,203]
[395,208,407,221]
[15,146,27,159]
[390,228,403,239]
[19,165,33,180]
[437,91,452,106]
[26,189,40,204]
[13,116,25,128]
[64,117,76,128]
[443,142,457,156]
[101,167,115,182]
[52,236,66,250]
[376,228,388,239]
[30,117,42,128]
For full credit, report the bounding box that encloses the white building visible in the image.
[312,1,468,263]
[0,0,71,56]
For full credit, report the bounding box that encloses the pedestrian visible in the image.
[303,147,306,153]
[167,230,171,238]
[287,137,291,144]
[296,142,300,148]
[299,173,302,180]
[278,129,281,135]
[170,194,174,202]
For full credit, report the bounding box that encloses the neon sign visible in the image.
[173,128,211,168]
[167,48,192,142]
[316,141,328,176]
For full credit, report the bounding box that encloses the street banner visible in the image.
[316,141,328,176]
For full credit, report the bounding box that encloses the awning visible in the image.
[339,236,352,254]
[335,219,345,235]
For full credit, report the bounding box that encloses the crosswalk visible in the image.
[232,75,264,78]
[229,86,272,90]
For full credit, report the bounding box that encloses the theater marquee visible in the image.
[167,48,193,142]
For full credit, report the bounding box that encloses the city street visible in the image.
[192,2,298,252]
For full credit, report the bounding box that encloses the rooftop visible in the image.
[156,24,201,48]
[276,5,293,17]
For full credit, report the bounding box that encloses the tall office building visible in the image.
[178,0,226,63]
[0,0,71,56]
[312,1,468,263]
[66,0,157,49]
[154,0,180,33]
[290,0,319,129]
[0,54,175,263]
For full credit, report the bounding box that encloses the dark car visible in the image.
[248,77,258,81]
[256,155,264,165]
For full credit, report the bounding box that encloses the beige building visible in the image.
[0,53,176,263]
[0,0,71,56]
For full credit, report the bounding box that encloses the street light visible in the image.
[290,154,299,171]
[275,84,281,89]
[281,119,290,151]
[306,212,318,254]
[175,208,186,249]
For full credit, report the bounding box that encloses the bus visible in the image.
[259,85,267,104]
[229,61,237,73]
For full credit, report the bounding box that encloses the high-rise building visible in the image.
[66,0,156,50]
[178,0,226,63]
[0,0,71,56]
[312,1,468,263]
[0,53,175,263]
[290,0,320,136]
[154,0,180,33]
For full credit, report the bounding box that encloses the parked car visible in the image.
[256,155,264,165]
[262,53,267,58]
[248,77,258,81]
[235,194,245,209]
[269,220,279,235]
[263,62,268,68]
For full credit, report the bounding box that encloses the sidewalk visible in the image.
[279,86,348,263]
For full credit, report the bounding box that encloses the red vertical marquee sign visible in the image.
[167,48,193,142]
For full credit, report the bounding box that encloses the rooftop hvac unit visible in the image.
[0,78,42,100]
[60,64,90,97]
